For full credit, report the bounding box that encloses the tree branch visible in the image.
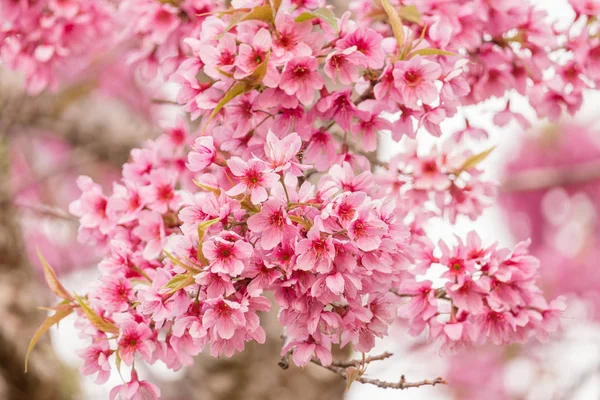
[310,357,446,390]
[502,161,600,192]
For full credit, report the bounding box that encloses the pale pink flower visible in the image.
[295,227,336,273]
[337,28,385,69]
[109,370,160,400]
[203,233,254,276]
[264,130,307,174]
[234,28,272,79]
[187,136,217,172]
[347,206,388,252]
[77,340,113,384]
[202,298,247,340]
[117,319,155,365]
[226,157,279,204]
[247,199,292,250]
[132,210,166,260]
[272,13,313,62]
[393,56,442,109]
[279,56,324,105]
[324,46,366,85]
[69,176,113,235]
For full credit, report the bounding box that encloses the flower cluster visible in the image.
[15,0,593,398]
[376,136,497,224]
[399,232,565,351]
[0,0,113,93]
[350,0,600,125]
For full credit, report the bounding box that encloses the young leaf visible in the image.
[295,8,338,31]
[271,0,282,12]
[192,179,222,195]
[203,82,248,132]
[380,0,405,53]
[457,146,497,173]
[164,250,202,274]
[245,51,270,86]
[345,366,362,392]
[409,48,456,58]
[197,217,221,264]
[74,294,119,334]
[36,246,73,301]
[221,5,274,36]
[289,215,312,230]
[25,304,75,372]
[398,5,422,24]
[164,274,195,294]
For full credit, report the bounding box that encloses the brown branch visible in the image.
[311,358,446,390]
[331,352,393,368]
[502,161,600,192]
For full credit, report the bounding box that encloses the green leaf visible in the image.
[245,51,270,86]
[36,246,73,301]
[398,5,422,24]
[295,8,338,31]
[289,215,312,230]
[409,48,456,58]
[192,180,221,195]
[25,304,74,372]
[271,0,282,12]
[221,5,274,37]
[203,82,248,132]
[196,217,221,265]
[457,146,496,173]
[74,294,119,334]
[164,274,195,294]
[115,349,123,378]
[380,0,405,53]
[164,250,202,274]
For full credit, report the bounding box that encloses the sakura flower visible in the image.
[263,130,307,174]
[109,370,160,400]
[117,319,155,365]
[226,157,279,204]
[203,233,254,276]
[77,340,113,384]
[393,56,442,109]
[187,136,217,172]
[324,46,366,85]
[295,227,336,273]
[272,13,313,62]
[202,298,247,340]
[132,210,166,260]
[347,206,388,252]
[247,199,292,250]
[279,56,324,105]
[142,169,180,214]
[69,176,113,235]
[234,28,272,79]
[337,28,385,69]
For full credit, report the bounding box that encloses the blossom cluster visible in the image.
[0,0,113,93]
[350,0,600,125]
[12,0,595,398]
[400,232,565,350]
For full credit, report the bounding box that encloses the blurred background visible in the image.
[2,0,600,399]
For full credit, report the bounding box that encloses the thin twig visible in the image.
[331,352,393,368]
[311,358,446,390]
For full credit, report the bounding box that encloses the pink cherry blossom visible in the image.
[226,157,279,204]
